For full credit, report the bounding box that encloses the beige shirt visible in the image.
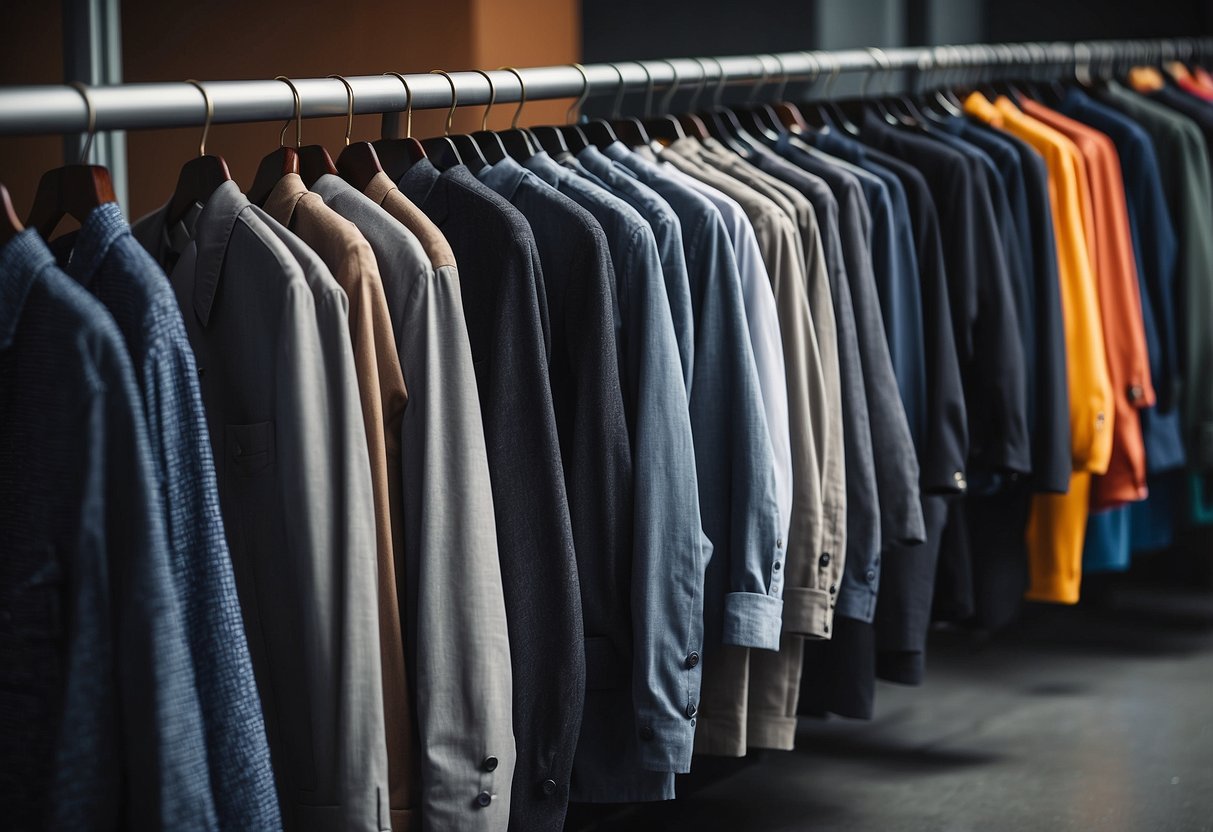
[264,174,416,831]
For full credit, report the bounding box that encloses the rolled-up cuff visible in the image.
[722,592,783,650]
[782,586,834,639]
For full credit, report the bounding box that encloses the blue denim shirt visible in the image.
[0,228,219,830]
[570,146,695,392]
[523,151,710,790]
[51,204,281,830]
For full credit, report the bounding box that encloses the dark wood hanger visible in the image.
[449,134,487,171]
[530,125,570,157]
[166,80,231,229]
[773,102,809,134]
[560,123,591,153]
[374,71,428,181]
[298,144,338,186]
[26,164,115,239]
[583,117,620,149]
[337,141,385,192]
[497,128,537,162]
[248,76,304,206]
[420,135,463,169]
[0,184,24,246]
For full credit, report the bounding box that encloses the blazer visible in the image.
[312,173,516,832]
[1,229,218,830]
[966,94,1114,604]
[523,151,708,799]
[263,175,415,831]
[135,181,390,831]
[52,204,279,830]
[477,157,630,826]
[1021,98,1154,511]
[397,161,585,827]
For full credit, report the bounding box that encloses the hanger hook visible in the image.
[865,47,891,97]
[798,51,822,98]
[430,70,458,135]
[634,62,655,118]
[184,79,213,157]
[274,75,302,148]
[822,52,843,99]
[567,63,590,124]
[68,81,97,164]
[710,56,728,108]
[688,57,711,112]
[383,71,414,138]
[327,75,355,146]
[499,66,527,129]
[470,69,496,131]
[771,53,790,102]
[609,63,627,118]
[749,54,773,104]
[658,59,681,115]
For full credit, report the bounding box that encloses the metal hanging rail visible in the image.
[0,37,1210,137]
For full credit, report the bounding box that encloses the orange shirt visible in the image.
[1020,98,1155,512]
[966,92,1114,603]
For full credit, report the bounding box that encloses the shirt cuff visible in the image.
[635,712,696,773]
[721,592,782,650]
[782,586,834,639]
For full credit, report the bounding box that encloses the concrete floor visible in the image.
[569,585,1213,831]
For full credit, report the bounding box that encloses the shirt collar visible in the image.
[476,155,529,201]
[397,157,441,211]
[963,91,1004,126]
[364,171,398,206]
[0,229,57,350]
[188,179,247,328]
[522,151,568,186]
[55,202,127,290]
[262,172,309,230]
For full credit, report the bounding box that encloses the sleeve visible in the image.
[278,283,389,831]
[623,227,710,774]
[94,334,219,831]
[401,266,516,830]
[1176,130,1213,471]
[147,333,281,831]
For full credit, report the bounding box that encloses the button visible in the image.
[828,584,836,594]
[690,717,696,727]
[541,779,557,796]
[686,702,698,719]
[824,623,829,634]
[953,470,967,491]
[773,560,782,571]
[1128,384,1144,403]
[865,569,876,582]
[197,366,205,377]
[776,538,783,549]
[640,725,655,741]
[482,756,498,772]
[1096,412,1107,429]
[819,552,831,567]
[686,651,700,668]
[476,791,492,808]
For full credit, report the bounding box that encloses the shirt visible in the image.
[51,203,279,831]
[1,228,218,830]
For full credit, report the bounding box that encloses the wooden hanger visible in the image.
[493,67,538,161]
[331,74,387,192]
[418,70,467,169]
[247,75,302,206]
[26,82,115,238]
[641,60,687,145]
[583,62,625,149]
[430,70,488,172]
[0,184,24,246]
[610,62,653,148]
[555,63,593,153]
[166,80,231,229]
[373,72,428,181]
[466,69,512,164]
[298,77,340,186]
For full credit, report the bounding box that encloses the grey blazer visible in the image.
[134,181,390,831]
[310,174,516,832]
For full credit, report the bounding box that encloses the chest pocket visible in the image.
[226,421,276,478]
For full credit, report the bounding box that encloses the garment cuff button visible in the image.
[476,791,492,808]
[482,755,498,772]
[541,779,557,796]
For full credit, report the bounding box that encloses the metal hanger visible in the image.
[769,52,810,133]
[557,63,593,152]
[699,55,755,154]
[735,54,783,142]
[430,70,488,171]
[374,71,427,181]
[642,59,687,143]
[530,65,574,156]
[823,51,860,133]
[676,58,712,139]
[860,46,900,127]
[166,79,231,228]
[419,70,466,169]
[247,75,302,205]
[582,62,622,149]
[27,81,116,237]
[468,69,512,163]
[495,67,538,160]
[611,61,653,147]
[297,78,342,185]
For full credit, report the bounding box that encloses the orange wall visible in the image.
[0,0,580,219]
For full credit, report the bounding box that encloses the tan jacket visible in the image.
[264,174,416,830]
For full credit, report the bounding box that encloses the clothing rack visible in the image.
[1,37,1212,138]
